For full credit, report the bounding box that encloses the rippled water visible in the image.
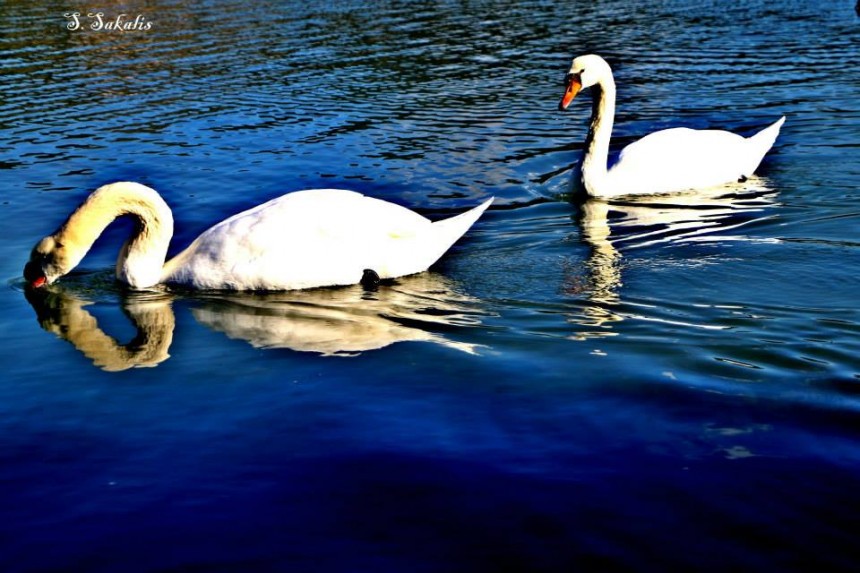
[2,1,859,570]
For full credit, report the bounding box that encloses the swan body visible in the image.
[559,54,785,198]
[24,182,493,291]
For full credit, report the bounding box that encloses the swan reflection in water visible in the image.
[568,177,780,337]
[191,273,484,356]
[24,273,486,370]
[25,286,175,372]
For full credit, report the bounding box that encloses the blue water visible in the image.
[2,1,860,570]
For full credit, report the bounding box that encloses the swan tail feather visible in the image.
[745,116,785,174]
[427,197,493,264]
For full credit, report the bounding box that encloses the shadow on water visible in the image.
[22,272,487,370]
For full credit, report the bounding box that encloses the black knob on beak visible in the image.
[23,261,46,288]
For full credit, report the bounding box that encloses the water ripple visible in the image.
[2,0,858,395]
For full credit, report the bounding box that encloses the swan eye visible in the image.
[564,72,580,85]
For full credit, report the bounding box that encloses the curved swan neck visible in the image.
[55,182,174,288]
[580,75,616,197]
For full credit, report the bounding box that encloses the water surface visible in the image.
[1,1,859,571]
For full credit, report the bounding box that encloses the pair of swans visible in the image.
[24,54,784,292]
[27,182,777,369]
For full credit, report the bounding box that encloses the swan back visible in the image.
[161,189,493,291]
[607,118,786,196]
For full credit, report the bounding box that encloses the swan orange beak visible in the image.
[559,73,581,111]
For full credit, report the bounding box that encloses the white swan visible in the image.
[24,182,493,290]
[559,54,785,198]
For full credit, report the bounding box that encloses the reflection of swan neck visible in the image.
[56,182,173,288]
[580,200,622,303]
[26,290,175,371]
[581,77,616,196]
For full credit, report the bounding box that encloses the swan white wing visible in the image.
[607,128,753,195]
[163,189,483,290]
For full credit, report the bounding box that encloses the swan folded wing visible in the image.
[609,128,754,195]
[163,189,437,290]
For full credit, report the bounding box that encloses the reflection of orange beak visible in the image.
[559,74,581,111]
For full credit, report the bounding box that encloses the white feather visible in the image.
[164,188,493,290]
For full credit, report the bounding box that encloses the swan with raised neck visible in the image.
[559,54,785,198]
[24,182,493,291]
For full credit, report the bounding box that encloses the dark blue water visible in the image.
[2,1,859,571]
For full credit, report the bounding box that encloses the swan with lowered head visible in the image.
[24,182,492,290]
[559,54,785,198]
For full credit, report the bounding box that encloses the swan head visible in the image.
[24,235,76,288]
[559,54,613,111]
